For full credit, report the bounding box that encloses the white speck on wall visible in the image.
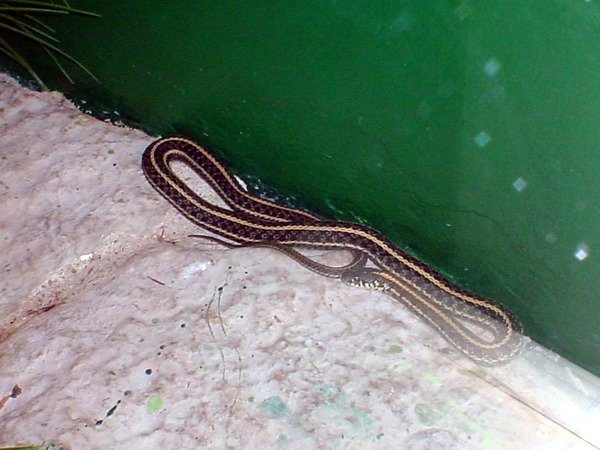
[484,58,501,77]
[474,131,491,148]
[1,72,599,449]
[454,1,472,20]
[513,177,528,192]
[574,243,590,261]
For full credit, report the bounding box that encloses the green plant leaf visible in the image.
[0,0,101,89]
[0,33,46,87]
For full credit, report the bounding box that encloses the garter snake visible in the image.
[142,136,523,365]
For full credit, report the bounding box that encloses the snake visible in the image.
[142,136,523,365]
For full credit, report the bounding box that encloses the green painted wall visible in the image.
[3,1,600,375]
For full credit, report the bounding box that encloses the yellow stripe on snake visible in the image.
[142,136,523,365]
